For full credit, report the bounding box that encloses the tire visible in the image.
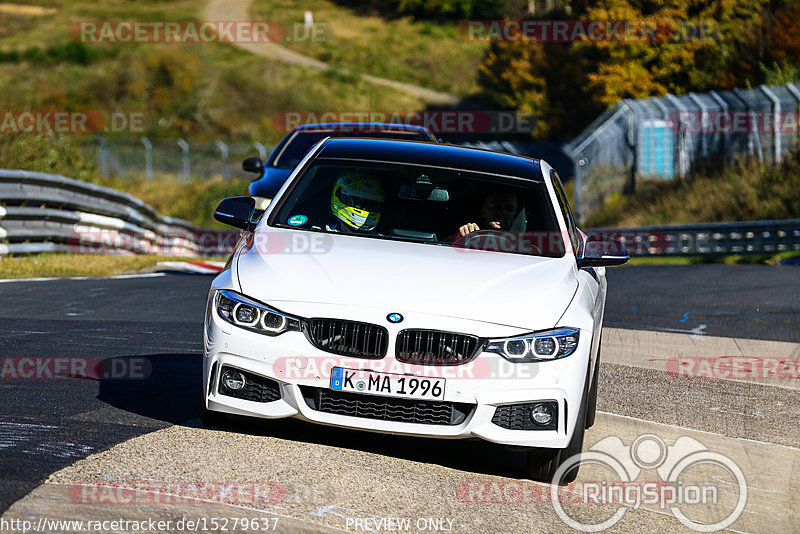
[526,367,589,483]
[585,336,602,429]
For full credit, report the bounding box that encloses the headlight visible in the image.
[485,328,580,363]
[215,290,301,336]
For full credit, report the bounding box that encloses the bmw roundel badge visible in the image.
[387,313,404,324]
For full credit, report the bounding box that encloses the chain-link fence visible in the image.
[565,82,800,223]
[83,137,275,182]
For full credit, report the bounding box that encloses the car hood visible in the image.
[236,229,578,330]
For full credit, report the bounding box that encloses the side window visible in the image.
[550,170,580,255]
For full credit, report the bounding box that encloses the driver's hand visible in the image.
[459,223,480,236]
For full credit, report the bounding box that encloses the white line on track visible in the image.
[598,410,800,452]
[0,273,166,284]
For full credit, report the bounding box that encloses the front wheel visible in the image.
[526,370,589,482]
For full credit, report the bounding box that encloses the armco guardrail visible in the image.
[591,219,800,256]
[0,169,239,257]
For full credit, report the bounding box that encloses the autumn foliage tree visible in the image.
[478,0,800,140]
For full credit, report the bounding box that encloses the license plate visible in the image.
[330,367,445,401]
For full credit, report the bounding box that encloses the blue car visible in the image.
[246,123,438,200]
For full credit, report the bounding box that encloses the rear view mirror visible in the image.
[397,185,450,201]
[213,196,256,231]
[578,234,629,267]
[242,157,264,174]
[397,174,450,202]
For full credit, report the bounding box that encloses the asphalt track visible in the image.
[0,264,798,532]
[604,265,800,342]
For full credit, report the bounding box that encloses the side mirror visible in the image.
[213,196,256,231]
[242,157,264,174]
[578,234,629,268]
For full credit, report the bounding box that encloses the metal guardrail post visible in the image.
[687,93,708,158]
[215,140,230,181]
[177,139,190,182]
[563,143,584,224]
[760,85,782,165]
[140,137,153,181]
[574,156,586,225]
[619,100,638,193]
[665,94,690,177]
[254,142,267,161]
[709,91,729,159]
[732,88,763,163]
[786,83,800,149]
[96,136,109,179]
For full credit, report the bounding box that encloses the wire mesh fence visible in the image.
[565,82,800,223]
[83,137,274,182]
[84,80,800,226]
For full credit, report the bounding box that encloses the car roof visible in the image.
[293,122,433,133]
[315,138,544,181]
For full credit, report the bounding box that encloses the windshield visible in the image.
[272,130,432,169]
[269,159,565,257]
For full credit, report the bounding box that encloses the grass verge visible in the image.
[0,253,225,279]
[624,252,800,267]
[252,0,487,96]
[585,152,800,228]
[0,0,426,147]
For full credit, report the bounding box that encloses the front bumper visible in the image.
[203,298,590,449]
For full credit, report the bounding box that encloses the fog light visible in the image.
[222,369,246,391]
[530,404,553,426]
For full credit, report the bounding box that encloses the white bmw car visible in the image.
[202,138,628,481]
